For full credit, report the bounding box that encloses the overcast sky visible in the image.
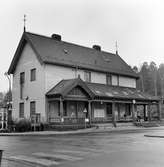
[0,0,164,92]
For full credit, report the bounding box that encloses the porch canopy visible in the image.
[46,78,160,123]
[46,77,159,103]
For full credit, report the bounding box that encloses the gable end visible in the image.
[8,32,43,74]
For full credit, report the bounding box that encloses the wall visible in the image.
[45,65,107,92]
[12,43,46,122]
[45,65,137,92]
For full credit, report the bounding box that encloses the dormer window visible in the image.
[84,71,91,82]
[30,68,36,81]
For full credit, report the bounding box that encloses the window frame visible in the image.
[84,71,91,82]
[106,74,112,85]
[19,102,24,118]
[106,103,112,116]
[30,101,36,116]
[30,68,36,82]
[20,72,25,84]
[20,72,25,99]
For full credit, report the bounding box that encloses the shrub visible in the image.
[15,119,31,132]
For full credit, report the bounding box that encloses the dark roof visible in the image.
[46,78,159,102]
[8,32,139,78]
[46,78,94,98]
[86,82,159,101]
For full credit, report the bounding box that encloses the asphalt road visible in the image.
[1,129,164,167]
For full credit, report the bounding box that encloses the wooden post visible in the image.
[143,104,146,121]
[60,98,64,122]
[148,103,151,122]
[132,103,135,123]
[1,112,4,130]
[112,102,116,127]
[88,101,92,125]
[158,101,161,121]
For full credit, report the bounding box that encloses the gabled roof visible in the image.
[46,78,94,98]
[46,78,159,102]
[8,32,139,78]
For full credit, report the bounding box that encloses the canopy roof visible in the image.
[46,78,159,102]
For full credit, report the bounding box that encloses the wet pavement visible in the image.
[1,129,164,167]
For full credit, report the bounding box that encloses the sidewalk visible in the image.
[1,126,164,136]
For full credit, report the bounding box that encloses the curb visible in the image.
[0,126,164,137]
[144,134,164,138]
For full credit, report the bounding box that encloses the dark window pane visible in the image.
[125,104,131,116]
[30,69,36,81]
[19,103,24,118]
[106,103,112,116]
[20,72,25,84]
[63,102,67,116]
[106,74,111,85]
[30,101,36,116]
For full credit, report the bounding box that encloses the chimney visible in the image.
[92,45,101,51]
[51,34,61,41]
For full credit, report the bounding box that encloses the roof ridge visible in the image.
[25,31,116,56]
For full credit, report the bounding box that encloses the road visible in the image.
[1,129,164,167]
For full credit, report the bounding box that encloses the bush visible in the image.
[15,119,31,132]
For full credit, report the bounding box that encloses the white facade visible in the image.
[12,43,46,121]
[12,44,137,121]
[45,65,136,92]
[45,65,107,92]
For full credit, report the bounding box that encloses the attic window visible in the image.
[63,49,68,54]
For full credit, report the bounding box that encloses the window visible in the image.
[30,101,36,116]
[20,72,25,84]
[19,103,24,118]
[30,68,36,81]
[20,72,25,99]
[117,75,119,86]
[106,103,112,116]
[63,102,67,116]
[106,74,111,85]
[84,71,91,82]
[125,104,131,116]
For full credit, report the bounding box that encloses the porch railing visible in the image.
[49,117,86,124]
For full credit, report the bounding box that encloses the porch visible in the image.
[46,78,161,128]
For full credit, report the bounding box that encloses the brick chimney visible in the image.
[51,34,61,41]
[92,45,101,51]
